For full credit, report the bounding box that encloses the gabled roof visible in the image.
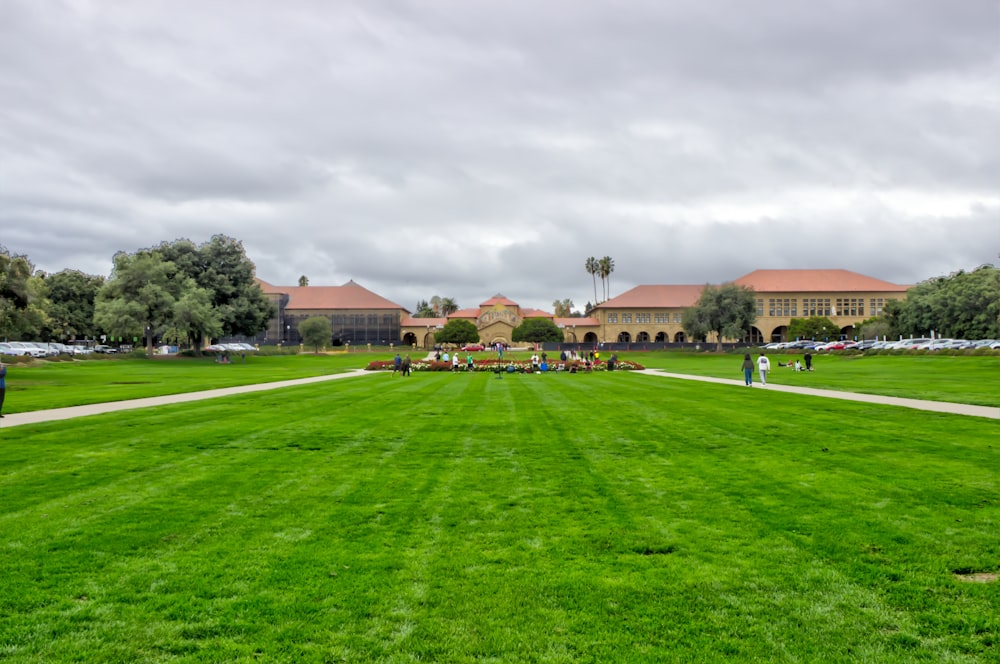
[448,308,480,320]
[597,285,706,309]
[520,308,553,319]
[479,294,520,307]
[259,279,408,311]
[733,269,908,293]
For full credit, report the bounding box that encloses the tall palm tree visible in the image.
[440,297,459,316]
[585,257,599,305]
[598,256,615,301]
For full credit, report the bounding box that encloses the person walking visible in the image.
[741,353,754,386]
[757,353,771,386]
[804,352,813,371]
[392,353,402,376]
[401,354,412,376]
[0,359,6,417]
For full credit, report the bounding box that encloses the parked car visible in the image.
[24,342,58,357]
[461,344,485,351]
[887,338,933,350]
[92,344,117,354]
[0,342,29,356]
[8,342,48,358]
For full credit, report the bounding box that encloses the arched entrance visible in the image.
[746,327,764,344]
[636,331,650,342]
[771,325,788,342]
[584,332,599,344]
[673,331,687,342]
[402,332,417,347]
[655,331,667,342]
[617,331,632,343]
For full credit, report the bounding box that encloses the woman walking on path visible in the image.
[757,353,771,386]
[741,353,754,386]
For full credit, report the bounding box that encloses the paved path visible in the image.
[637,369,1000,420]
[0,369,377,429]
[1,367,997,428]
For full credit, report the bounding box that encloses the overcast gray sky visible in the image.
[2,0,998,313]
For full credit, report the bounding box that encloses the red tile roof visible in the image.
[258,279,408,311]
[448,308,481,320]
[479,294,520,307]
[733,269,908,292]
[598,285,706,309]
[520,308,553,319]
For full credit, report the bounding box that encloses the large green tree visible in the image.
[682,283,757,351]
[94,251,181,356]
[43,269,104,341]
[166,280,224,347]
[512,317,563,343]
[884,265,999,339]
[155,235,274,345]
[434,319,479,345]
[787,316,838,341]
[0,247,49,340]
[298,316,332,353]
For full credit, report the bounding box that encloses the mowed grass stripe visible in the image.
[0,371,997,661]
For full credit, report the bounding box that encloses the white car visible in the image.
[0,342,29,356]
[8,342,47,358]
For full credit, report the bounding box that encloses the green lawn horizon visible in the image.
[1,365,997,661]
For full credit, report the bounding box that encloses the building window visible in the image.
[804,298,832,317]
[672,313,682,323]
[756,299,764,316]
[608,313,618,323]
[636,313,651,323]
[768,298,796,316]
[870,298,885,316]
[622,313,633,324]
[835,298,865,317]
[655,313,668,323]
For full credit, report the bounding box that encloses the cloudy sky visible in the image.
[2,0,998,313]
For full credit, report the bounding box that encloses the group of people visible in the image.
[741,352,813,386]
[391,353,413,376]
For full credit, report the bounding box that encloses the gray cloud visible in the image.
[1,0,997,313]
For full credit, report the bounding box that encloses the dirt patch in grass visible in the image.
[952,570,998,583]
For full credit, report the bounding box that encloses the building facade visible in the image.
[592,269,908,344]
[253,269,908,347]
[399,295,600,348]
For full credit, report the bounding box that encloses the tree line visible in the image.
[1,237,274,354]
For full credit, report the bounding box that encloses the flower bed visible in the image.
[366,358,646,372]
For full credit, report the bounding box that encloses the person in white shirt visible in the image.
[757,354,771,385]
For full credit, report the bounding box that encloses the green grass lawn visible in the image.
[628,351,1000,407]
[0,353,365,414]
[5,350,1000,416]
[1,370,997,661]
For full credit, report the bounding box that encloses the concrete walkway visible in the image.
[0,369,377,429]
[1,367,997,429]
[637,369,1000,420]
